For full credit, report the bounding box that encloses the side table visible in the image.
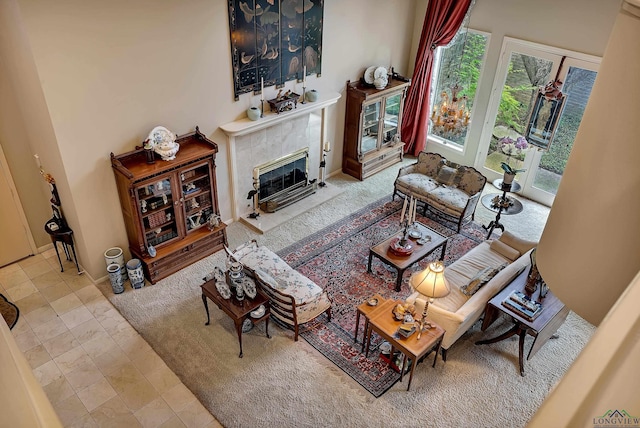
[44,221,80,273]
[363,300,444,391]
[481,182,524,239]
[201,278,270,358]
[475,269,569,376]
[354,294,388,352]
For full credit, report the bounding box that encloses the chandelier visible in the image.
[430,83,470,138]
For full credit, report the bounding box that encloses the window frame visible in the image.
[427,28,490,152]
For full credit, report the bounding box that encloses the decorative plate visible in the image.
[409,230,422,239]
[215,280,231,299]
[242,277,257,299]
[364,66,377,84]
[250,304,266,318]
[374,66,388,80]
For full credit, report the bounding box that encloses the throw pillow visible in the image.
[490,239,521,261]
[460,263,509,296]
[436,165,458,186]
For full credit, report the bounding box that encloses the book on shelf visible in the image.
[502,291,543,321]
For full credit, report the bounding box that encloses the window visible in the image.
[428,29,489,147]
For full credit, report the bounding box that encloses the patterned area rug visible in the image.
[277,197,486,396]
[0,293,19,329]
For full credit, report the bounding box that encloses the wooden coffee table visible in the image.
[363,299,444,391]
[368,222,448,291]
[201,278,270,358]
[475,269,569,376]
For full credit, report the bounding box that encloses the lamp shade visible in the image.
[410,261,451,299]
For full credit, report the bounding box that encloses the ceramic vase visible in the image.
[247,107,261,121]
[104,247,128,281]
[305,89,319,102]
[107,264,125,294]
[503,172,516,185]
[126,258,145,289]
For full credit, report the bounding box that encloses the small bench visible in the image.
[228,240,332,341]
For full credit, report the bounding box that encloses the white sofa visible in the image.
[406,232,537,360]
[229,240,332,341]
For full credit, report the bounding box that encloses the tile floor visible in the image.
[1,249,222,428]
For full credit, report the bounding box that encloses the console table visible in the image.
[475,269,569,376]
[481,182,524,239]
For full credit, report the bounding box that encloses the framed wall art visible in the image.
[228,0,324,100]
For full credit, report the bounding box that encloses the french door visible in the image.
[476,38,599,206]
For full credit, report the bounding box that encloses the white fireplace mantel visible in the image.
[220,91,341,223]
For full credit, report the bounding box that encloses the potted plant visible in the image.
[500,162,526,185]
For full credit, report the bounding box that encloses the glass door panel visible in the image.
[136,177,178,248]
[530,66,597,195]
[482,52,553,177]
[360,100,381,154]
[181,162,213,233]
[382,93,401,146]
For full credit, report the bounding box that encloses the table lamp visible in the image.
[410,261,450,339]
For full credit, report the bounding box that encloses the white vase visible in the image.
[305,89,319,102]
[247,107,261,121]
[503,172,516,185]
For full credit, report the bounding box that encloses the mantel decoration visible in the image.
[228,0,324,101]
[146,126,180,161]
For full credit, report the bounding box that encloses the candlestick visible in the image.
[303,66,306,85]
[261,77,264,94]
[412,198,417,223]
[34,154,41,168]
[400,196,407,224]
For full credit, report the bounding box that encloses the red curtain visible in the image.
[401,0,472,156]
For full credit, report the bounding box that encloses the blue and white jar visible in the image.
[107,264,125,294]
[126,258,145,289]
[104,247,128,282]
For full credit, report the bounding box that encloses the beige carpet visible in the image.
[99,159,595,427]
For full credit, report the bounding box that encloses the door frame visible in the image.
[475,37,601,206]
[0,144,37,266]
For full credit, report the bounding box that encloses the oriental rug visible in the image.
[277,197,486,396]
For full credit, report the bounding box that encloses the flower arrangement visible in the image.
[498,136,529,157]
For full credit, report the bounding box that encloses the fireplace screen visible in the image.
[254,148,309,202]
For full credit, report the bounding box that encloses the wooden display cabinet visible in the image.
[342,77,410,180]
[111,127,227,284]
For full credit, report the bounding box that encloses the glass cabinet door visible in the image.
[360,100,381,155]
[136,177,178,248]
[382,93,401,145]
[180,162,213,233]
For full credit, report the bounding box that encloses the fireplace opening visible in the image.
[253,147,317,212]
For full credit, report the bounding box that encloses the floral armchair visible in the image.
[393,152,487,232]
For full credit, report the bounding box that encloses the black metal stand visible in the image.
[318,148,330,187]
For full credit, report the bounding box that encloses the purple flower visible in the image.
[515,136,528,150]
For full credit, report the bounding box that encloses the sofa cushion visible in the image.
[436,165,459,186]
[457,168,486,196]
[499,231,537,255]
[460,263,508,296]
[416,152,445,176]
[426,186,469,215]
[490,239,521,261]
[395,173,439,197]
